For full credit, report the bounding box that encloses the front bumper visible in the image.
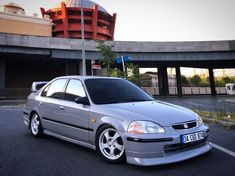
[122,124,212,166]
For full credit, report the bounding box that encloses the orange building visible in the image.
[40,0,116,40]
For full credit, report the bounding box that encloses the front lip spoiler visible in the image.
[126,137,173,143]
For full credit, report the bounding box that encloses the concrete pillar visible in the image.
[209,68,216,96]
[158,67,169,96]
[0,59,6,88]
[176,66,183,96]
[78,60,83,75]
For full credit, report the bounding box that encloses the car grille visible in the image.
[172,121,197,130]
[164,138,207,153]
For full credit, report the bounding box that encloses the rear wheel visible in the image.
[30,113,43,137]
[96,125,126,163]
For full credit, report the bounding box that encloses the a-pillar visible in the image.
[176,66,183,96]
[0,59,6,89]
[208,67,216,96]
[158,66,169,96]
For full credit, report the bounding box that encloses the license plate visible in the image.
[181,132,204,144]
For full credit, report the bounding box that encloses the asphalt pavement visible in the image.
[0,108,235,176]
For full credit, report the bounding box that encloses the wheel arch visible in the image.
[28,110,43,129]
[94,116,126,148]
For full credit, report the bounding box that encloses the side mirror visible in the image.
[31,82,48,93]
[75,97,90,105]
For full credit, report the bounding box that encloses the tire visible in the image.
[30,113,43,137]
[96,125,126,163]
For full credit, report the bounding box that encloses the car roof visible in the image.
[54,75,122,81]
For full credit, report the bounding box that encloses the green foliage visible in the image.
[95,40,140,84]
[215,76,235,87]
[126,63,140,85]
[194,109,235,123]
[182,75,235,87]
[215,79,225,87]
[96,40,116,75]
[190,75,201,86]
[198,76,210,87]
[222,76,231,83]
[181,75,190,86]
[109,68,124,77]
[181,75,210,87]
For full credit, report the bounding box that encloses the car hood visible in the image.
[97,101,197,126]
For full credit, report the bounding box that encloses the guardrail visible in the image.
[142,87,227,95]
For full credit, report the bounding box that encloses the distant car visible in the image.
[23,76,212,166]
[226,83,235,95]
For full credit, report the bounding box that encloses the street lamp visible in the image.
[80,0,86,75]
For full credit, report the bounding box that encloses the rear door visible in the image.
[57,79,90,142]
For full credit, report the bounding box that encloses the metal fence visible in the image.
[142,87,227,96]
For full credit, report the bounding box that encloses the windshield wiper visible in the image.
[97,100,122,104]
[123,98,153,102]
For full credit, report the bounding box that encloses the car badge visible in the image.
[183,123,188,129]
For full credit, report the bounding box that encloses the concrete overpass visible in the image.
[0,33,235,96]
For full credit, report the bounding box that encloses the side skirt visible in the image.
[43,130,96,151]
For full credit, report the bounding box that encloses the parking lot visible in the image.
[0,108,235,176]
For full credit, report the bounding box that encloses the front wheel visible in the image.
[30,113,43,137]
[96,126,126,163]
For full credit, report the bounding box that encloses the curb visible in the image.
[0,104,26,109]
[203,117,235,129]
[220,100,235,104]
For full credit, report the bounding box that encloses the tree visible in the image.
[190,75,201,86]
[126,63,140,85]
[181,75,190,87]
[222,76,231,84]
[96,40,116,75]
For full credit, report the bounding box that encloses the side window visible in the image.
[64,79,86,101]
[42,79,67,99]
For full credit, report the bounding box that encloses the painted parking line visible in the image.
[212,143,235,158]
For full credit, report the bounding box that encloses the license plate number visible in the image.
[181,132,204,144]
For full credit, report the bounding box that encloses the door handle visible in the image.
[39,102,42,106]
[59,106,64,110]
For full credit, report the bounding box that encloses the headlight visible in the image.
[198,116,203,124]
[127,121,165,134]
[196,114,203,124]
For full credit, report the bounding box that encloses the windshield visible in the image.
[85,78,154,105]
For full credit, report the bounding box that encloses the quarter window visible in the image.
[64,79,86,101]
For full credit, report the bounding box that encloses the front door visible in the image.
[57,79,90,142]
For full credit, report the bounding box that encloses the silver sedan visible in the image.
[23,76,212,166]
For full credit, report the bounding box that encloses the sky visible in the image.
[1,0,235,42]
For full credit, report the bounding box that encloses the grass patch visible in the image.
[193,109,235,123]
